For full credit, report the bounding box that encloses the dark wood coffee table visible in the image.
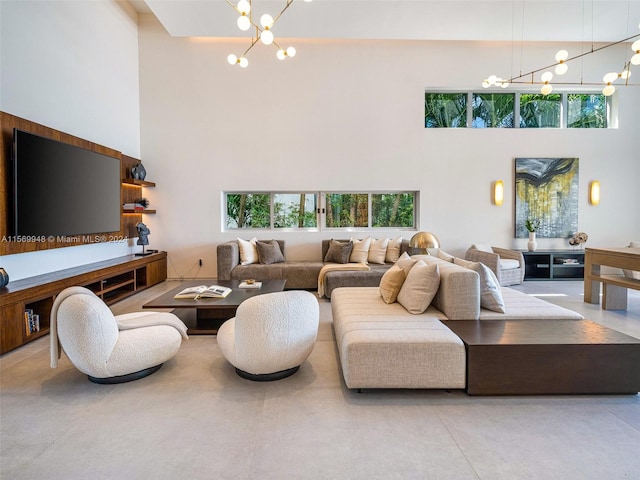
[143,279,286,334]
[443,319,640,395]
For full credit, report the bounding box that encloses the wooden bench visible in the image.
[596,274,640,310]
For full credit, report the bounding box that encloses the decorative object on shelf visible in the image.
[481,14,640,96]
[0,267,9,289]
[525,219,540,252]
[226,0,312,68]
[515,158,579,239]
[131,161,147,181]
[589,180,601,206]
[135,222,153,256]
[493,180,504,206]
[569,232,589,249]
[136,198,150,209]
[409,232,440,255]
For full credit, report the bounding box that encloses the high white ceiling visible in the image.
[135,0,640,43]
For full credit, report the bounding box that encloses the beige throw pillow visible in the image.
[350,237,372,263]
[396,251,418,274]
[379,264,406,304]
[368,237,389,264]
[238,237,258,265]
[454,257,506,313]
[385,235,403,263]
[436,249,455,262]
[397,261,441,314]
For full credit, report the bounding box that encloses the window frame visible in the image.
[223,191,419,232]
[425,89,610,129]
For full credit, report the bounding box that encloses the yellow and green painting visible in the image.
[515,158,579,238]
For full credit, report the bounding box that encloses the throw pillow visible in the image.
[472,244,494,253]
[379,264,406,304]
[324,240,353,264]
[368,237,389,264]
[396,251,418,274]
[256,240,285,265]
[350,237,372,263]
[385,235,403,263]
[436,249,455,263]
[454,257,506,313]
[238,237,258,265]
[397,261,441,314]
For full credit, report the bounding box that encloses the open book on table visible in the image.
[173,285,232,299]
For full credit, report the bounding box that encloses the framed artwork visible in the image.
[514,158,579,238]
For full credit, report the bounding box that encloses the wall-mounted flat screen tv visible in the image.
[13,129,121,237]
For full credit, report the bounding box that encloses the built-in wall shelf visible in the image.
[0,252,167,355]
[122,179,156,187]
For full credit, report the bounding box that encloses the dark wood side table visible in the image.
[443,319,640,395]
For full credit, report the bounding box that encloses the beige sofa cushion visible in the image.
[397,261,440,314]
[385,235,403,263]
[368,237,389,264]
[350,237,371,263]
[238,237,258,265]
[379,264,406,304]
[454,257,505,313]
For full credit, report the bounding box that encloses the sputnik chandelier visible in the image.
[483,23,640,97]
[226,0,312,68]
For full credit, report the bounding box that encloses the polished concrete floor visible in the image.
[1,281,639,480]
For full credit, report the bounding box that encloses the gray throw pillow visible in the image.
[256,240,285,265]
[324,240,353,264]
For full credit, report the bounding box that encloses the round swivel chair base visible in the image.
[235,365,300,382]
[88,364,163,384]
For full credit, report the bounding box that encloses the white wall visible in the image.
[138,15,640,279]
[0,0,141,280]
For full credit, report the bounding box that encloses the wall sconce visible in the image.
[589,180,601,206]
[493,180,504,206]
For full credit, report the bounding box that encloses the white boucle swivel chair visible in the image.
[50,286,188,384]
[217,290,319,381]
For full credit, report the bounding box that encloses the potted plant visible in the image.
[525,219,540,251]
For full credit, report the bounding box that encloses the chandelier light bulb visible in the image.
[602,84,615,96]
[237,15,251,31]
[482,80,490,88]
[555,50,569,62]
[541,71,553,82]
[260,29,274,45]
[603,72,618,84]
[260,14,274,28]
[239,57,249,68]
[277,49,287,60]
[555,62,568,75]
[541,83,553,95]
[501,81,509,88]
[632,53,640,66]
[227,54,238,65]
[237,0,251,14]
[488,74,497,85]
[286,46,296,57]
[632,39,640,52]
[620,69,631,80]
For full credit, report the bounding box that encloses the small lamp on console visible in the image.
[409,232,441,255]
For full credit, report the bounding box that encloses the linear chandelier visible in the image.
[483,23,640,97]
[226,0,311,68]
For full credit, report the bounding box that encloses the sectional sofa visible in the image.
[216,238,409,294]
[331,254,584,390]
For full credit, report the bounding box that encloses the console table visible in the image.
[584,247,640,310]
[522,250,584,280]
[444,319,640,395]
[0,252,167,354]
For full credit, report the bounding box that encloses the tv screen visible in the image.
[13,129,121,237]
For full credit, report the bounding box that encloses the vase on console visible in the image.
[528,232,537,252]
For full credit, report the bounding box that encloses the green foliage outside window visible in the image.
[425,93,467,128]
[567,94,607,128]
[520,93,561,128]
[372,193,415,227]
[226,193,270,229]
[274,193,317,228]
[472,93,515,128]
[326,193,369,228]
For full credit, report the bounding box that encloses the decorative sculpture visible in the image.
[135,222,152,256]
